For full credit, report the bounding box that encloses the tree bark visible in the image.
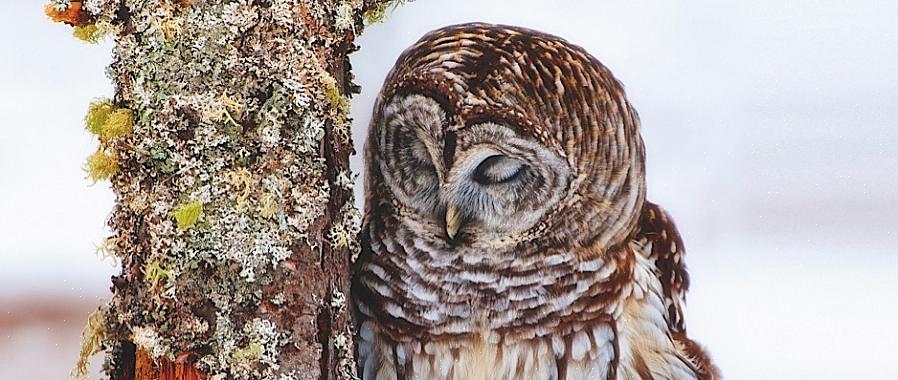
[47,1,397,379]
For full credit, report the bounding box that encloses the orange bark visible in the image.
[44,1,88,26]
[135,350,205,380]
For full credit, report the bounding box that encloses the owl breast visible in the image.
[358,320,617,380]
[356,241,701,380]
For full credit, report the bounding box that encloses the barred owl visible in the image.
[352,23,719,380]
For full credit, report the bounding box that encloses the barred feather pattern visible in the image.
[353,23,718,380]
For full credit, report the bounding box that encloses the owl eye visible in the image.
[473,155,525,185]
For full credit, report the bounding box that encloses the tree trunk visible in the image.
[47,1,399,379]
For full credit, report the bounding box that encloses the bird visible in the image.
[352,23,719,380]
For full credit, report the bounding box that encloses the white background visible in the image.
[2,1,898,378]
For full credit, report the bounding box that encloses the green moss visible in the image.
[85,99,116,136]
[362,0,410,25]
[324,76,351,144]
[72,306,107,380]
[231,341,263,364]
[325,81,349,116]
[144,260,172,288]
[102,109,134,140]
[171,201,203,231]
[85,150,118,182]
[73,24,107,44]
[362,3,388,24]
[86,100,134,142]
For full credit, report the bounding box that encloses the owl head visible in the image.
[364,23,646,256]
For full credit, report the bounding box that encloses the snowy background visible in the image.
[2,0,897,378]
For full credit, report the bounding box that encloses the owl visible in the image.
[352,23,719,380]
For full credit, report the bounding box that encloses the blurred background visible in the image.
[2,0,897,378]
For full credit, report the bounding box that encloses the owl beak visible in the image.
[445,204,463,240]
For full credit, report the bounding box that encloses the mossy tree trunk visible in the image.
[46,1,401,379]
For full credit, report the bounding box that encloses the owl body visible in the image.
[353,23,718,380]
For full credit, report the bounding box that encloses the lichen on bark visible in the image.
[47,0,397,378]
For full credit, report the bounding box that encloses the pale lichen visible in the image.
[331,199,363,259]
[200,316,287,380]
[132,325,172,360]
[94,236,121,266]
[225,168,254,209]
[333,328,359,380]
[259,192,279,219]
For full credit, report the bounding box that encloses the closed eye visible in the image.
[473,155,525,185]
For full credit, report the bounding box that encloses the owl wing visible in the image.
[635,202,720,379]
[635,202,690,333]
